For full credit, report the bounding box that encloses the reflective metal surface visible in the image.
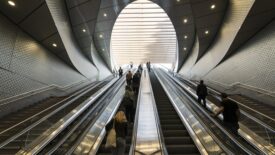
[73,83,125,155]
[16,78,118,155]
[166,68,275,155]
[134,69,162,155]
[154,67,226,155]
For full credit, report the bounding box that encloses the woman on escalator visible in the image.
[106,111,128,155]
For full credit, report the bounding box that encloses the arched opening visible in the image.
[111,0,177,69]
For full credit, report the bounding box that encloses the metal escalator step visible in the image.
[163,130,189,137]
[166,145,199,154]
[162,125,185,130]
[159,115,179,120]
[165,137,194,145]
[161,119,182,124]
[158,111,178,115]
[149,71,199,155]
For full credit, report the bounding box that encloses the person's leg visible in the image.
[202,96,206,107]
[224,122,239,135]
[116,137,126,155]
[198,96,202,104]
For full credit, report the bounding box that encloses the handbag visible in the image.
[105,121,116,148]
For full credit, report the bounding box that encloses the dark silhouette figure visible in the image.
[196,80,208,107]
[122,86,135,123]
[126,71,133,85]
[132,71,141,94]
[118,67,123,78]
[146,61,151,72]
[138,64,143,72]
[212,93,240,135]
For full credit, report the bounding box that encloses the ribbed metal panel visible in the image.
[185,0,255,79]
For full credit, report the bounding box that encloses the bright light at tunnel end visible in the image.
[111,0,178,70]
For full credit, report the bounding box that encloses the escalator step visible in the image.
[163,130,189,137]
[166,145,199,154]
[165,137,194,145]
[162,125,185,130]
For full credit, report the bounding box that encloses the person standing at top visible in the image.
[118,67,123,78]
[196,80,208,108]
[212,93,240,135]
[126,71,133,85]
[106,111,128,155]
[148,61,151,72]
[138,64,143,72]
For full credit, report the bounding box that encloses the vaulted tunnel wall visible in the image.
[0,13,87,101]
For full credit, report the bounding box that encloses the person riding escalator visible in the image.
[105,111,128,155]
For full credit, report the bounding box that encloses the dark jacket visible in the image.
[196,84,208,96]
[221,99,239,124]
[106,119,128,138]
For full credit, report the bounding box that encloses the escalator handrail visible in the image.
[45,75,127,154]
[71,76,128,154]
[162,69,275,155]
[154,68,227,155]
[69,68,135,155]
[16,77,119,155]
[176,73,275,129]
[0,79,107,148]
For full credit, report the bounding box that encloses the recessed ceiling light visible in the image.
[99,34,103,38]
[52,43,57,47]
[183,47,187,51]
[183,18,188,24]
[205,30,209,34]
[103,13,107,17]
[176,0,181,2]
[82,29,86,32]
[211,4,216,10]
[8,1,15,7]
[184,35,188,39]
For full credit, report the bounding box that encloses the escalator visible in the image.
[156,69,274,154]
[175,75,275,145]
[0,81,110,154]
[230,95,275,127]
[177,76,275,129]
[0,96,66,132]
[149,71,199,155]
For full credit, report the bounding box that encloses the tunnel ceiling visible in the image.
[111,0,177,66]
[0,0,74,67]
[67,0,230,70]
[2,0,271,74]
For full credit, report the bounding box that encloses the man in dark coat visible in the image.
[196,80,208,108]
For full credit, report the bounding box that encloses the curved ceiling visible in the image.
[111,0,177,66]
[92,0,197,69]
